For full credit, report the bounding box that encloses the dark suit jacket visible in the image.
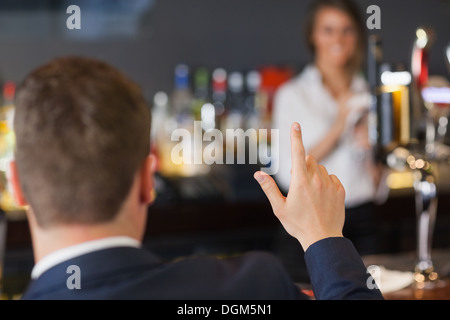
[22,237,383,300]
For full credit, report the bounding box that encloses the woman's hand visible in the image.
[308,90,352,162]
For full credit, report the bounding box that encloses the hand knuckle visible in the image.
[312,174,322,188]
[305,154,316,165]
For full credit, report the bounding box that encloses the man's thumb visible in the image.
[254,171,285,213]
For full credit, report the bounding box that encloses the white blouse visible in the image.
[272,64,376,208]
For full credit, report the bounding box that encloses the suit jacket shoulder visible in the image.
[22,238,383,300]
[22,247,302,300]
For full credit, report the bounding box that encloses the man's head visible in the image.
[14,56,152,229]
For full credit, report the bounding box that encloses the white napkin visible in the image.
[367,265,414,294]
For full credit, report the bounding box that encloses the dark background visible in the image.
[0,0,448,103]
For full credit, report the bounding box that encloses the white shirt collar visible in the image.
[31,236,141,279]
[299,64,368,92]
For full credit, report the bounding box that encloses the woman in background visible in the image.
[272,0,386,263]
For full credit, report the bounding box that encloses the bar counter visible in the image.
[363,249,450,300]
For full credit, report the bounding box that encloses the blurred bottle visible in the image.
[211,68,227,131]
[411,27,435,145]
[222,71,246,158]
[244,70,262,130]
[151,91,170,142]
[379,63,394,148]
[191,67,210,122]
[259,66,293,144]
[151,91,169,169]
[367,34,385,161]
[225,71,245,130]
[193,67,216,132]
[167,64,209,177]
[380,64,411,147]
[0,82,23,212]
[171,64,194,127]
[368,35,412,163]
[152,90,182,177]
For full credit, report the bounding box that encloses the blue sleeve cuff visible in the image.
[304,237,384,300]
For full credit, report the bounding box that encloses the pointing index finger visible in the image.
[290,122,307,177]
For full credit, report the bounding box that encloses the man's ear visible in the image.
[9,160,28,206]
[139,154,156,205]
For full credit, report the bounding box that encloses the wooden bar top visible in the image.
[363,249,450,300]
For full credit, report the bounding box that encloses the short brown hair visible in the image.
[14,56,151,228]
[304,0,366,73]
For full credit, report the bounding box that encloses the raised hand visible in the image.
[254,122,346,251]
